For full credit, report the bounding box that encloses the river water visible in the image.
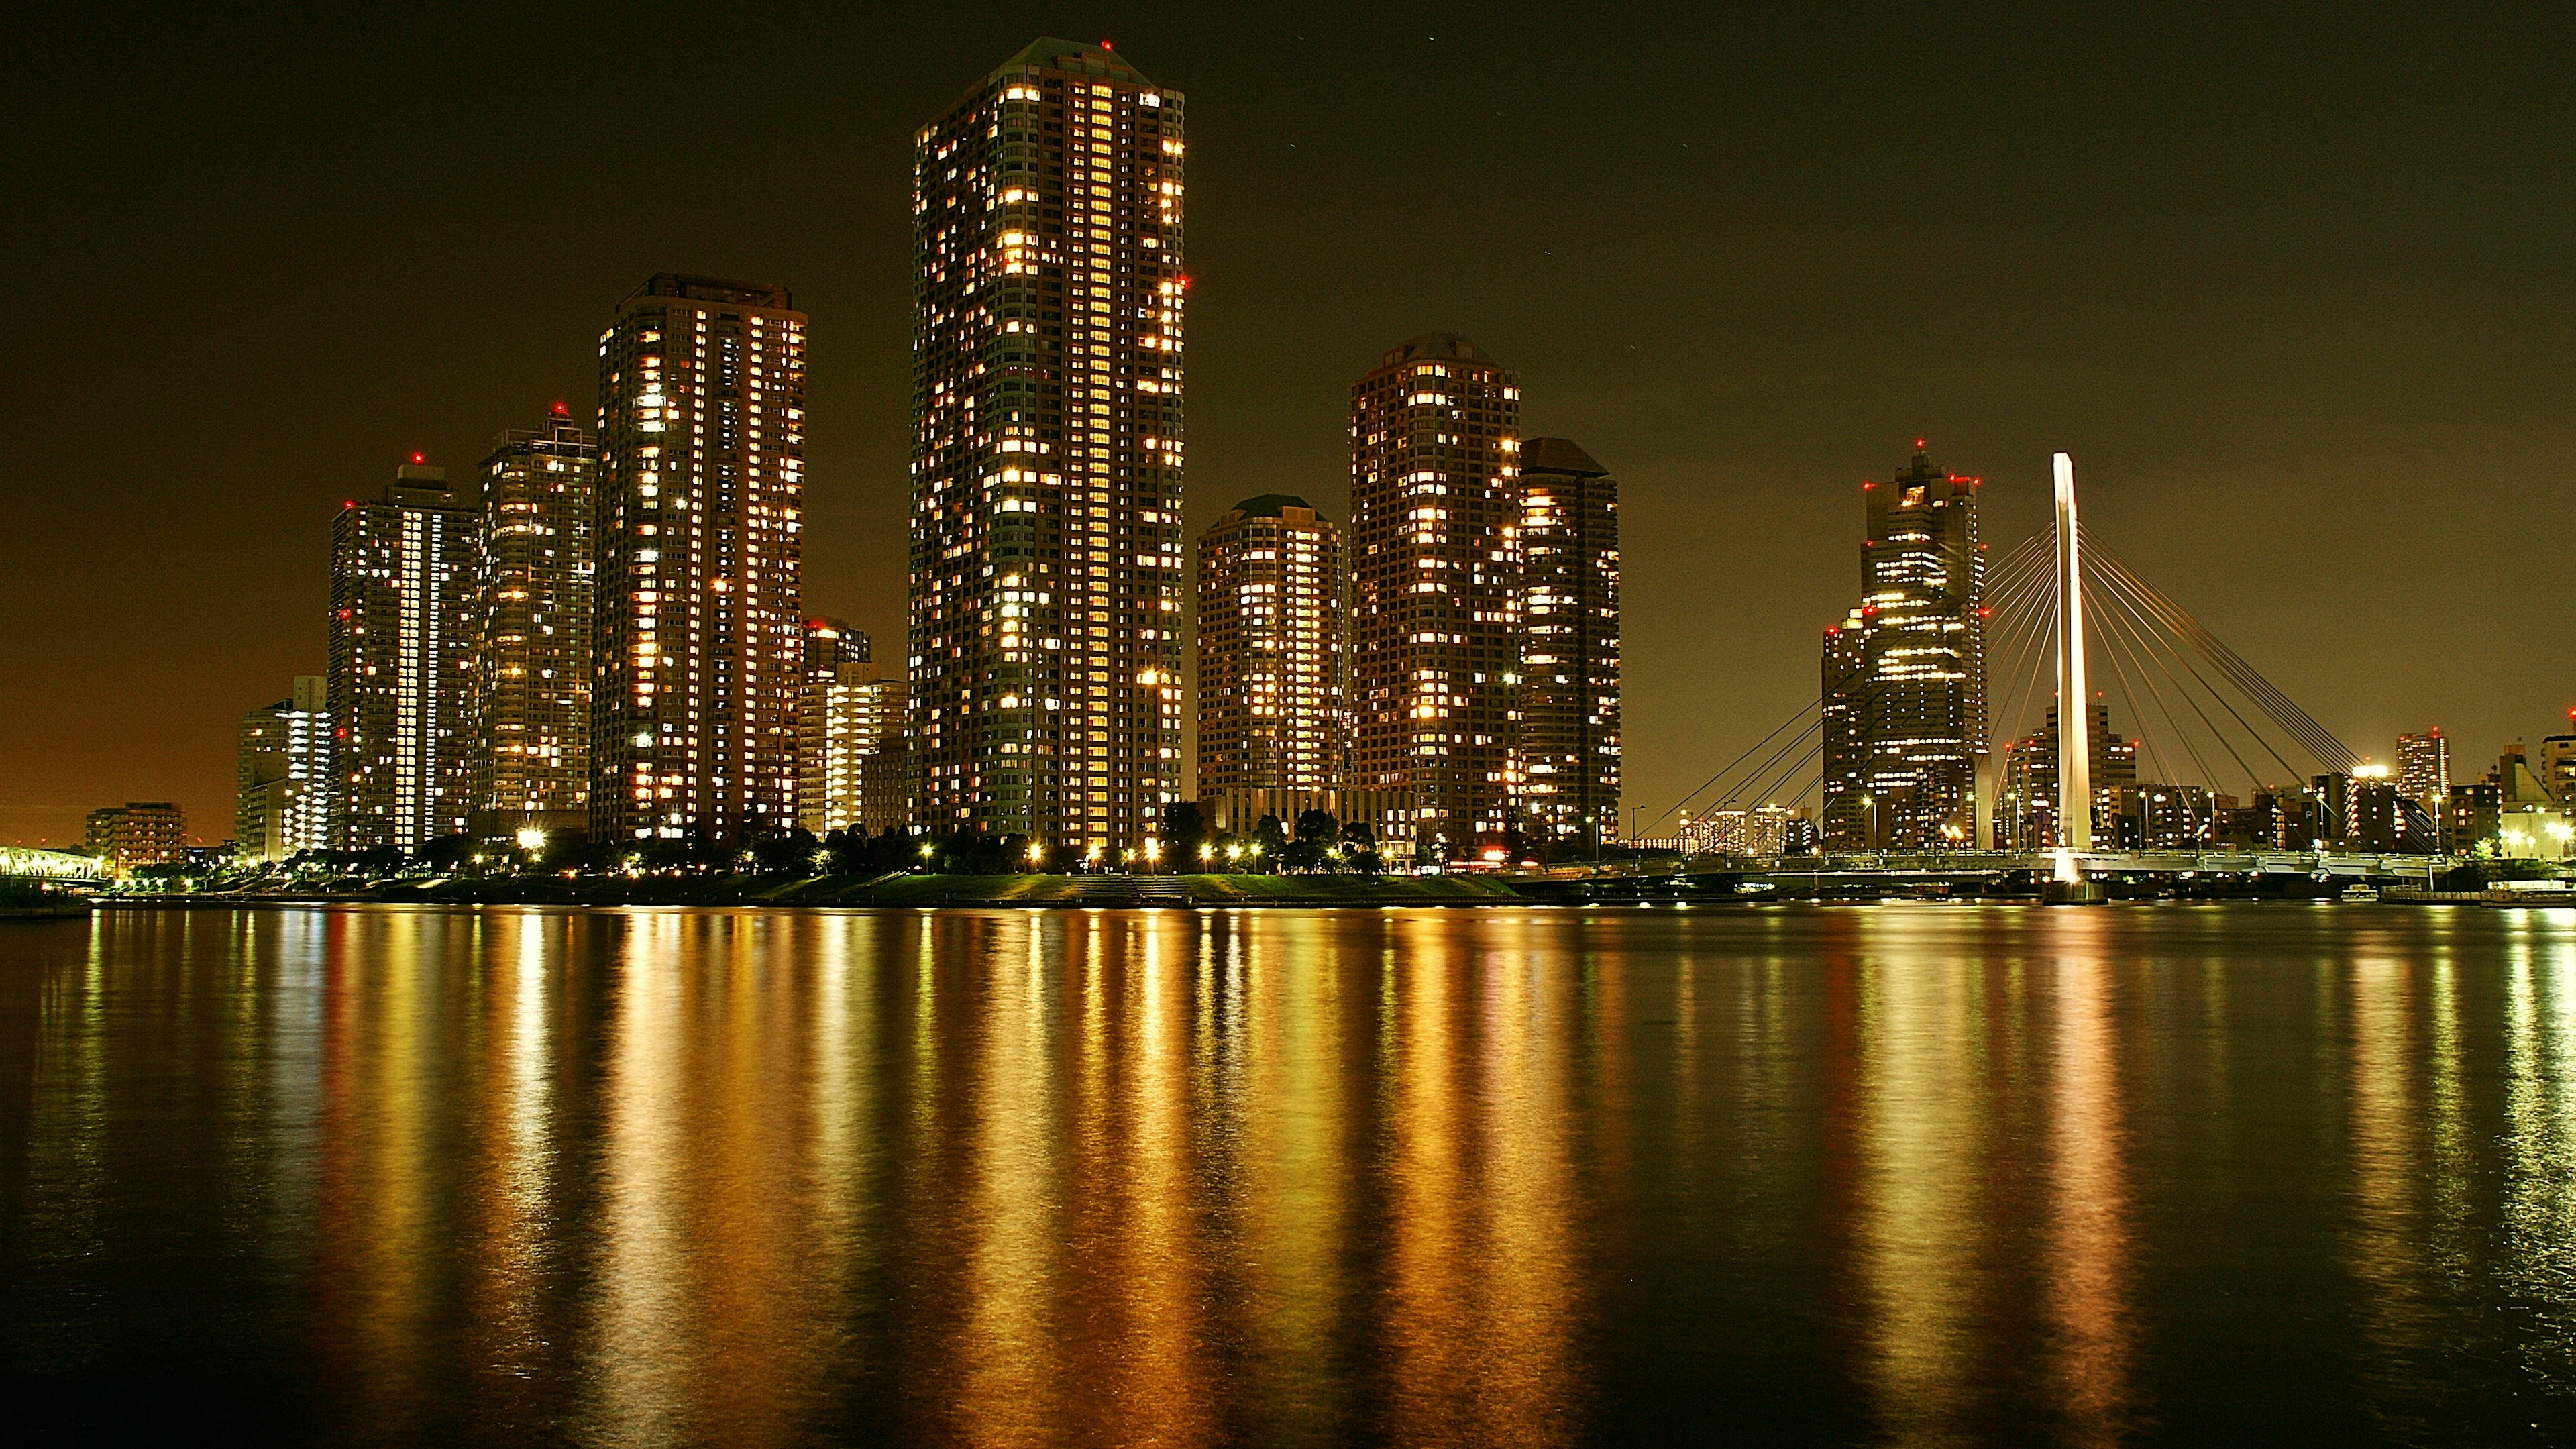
[3,904,2573,1445]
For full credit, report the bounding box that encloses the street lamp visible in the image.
[1027,840,1046,868]
[1143,837,1162,869]
[515,826,547,853]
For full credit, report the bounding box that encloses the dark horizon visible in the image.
[4,5,2569,844]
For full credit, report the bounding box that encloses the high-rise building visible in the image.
[1515,438,1621,851]
[2540,724,2576,803]
[909,40,1189,855]
[237,676,329,861]
[1348,334,1523,859]
[798,619,911,837]
[1195,494,1350,834]
[1992,700,2136,851]
[84,803,185,875]
[329,460,481,851]
[1820,609,1870,843]
[472,407,598,839]
[592,275,808,843]
[1819,444,1986,851]
[2396,729,2449,809]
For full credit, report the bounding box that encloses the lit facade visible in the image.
[1994,701,2136,851]
[472,408,597,837]
[2396,728,2449,808]
[1348,333,1521,858]
[237,676,329,861]
[329,461,480,850]
[592,275,808,843]
[1820,445,1985,850]
[1515,438,1620,850]
[910,40,1187,854]
[84,803,186,875]
[1195,494,1350,834]
[799,620,911,837]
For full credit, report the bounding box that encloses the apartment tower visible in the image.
[1515,438,1621,851]
[237,676,329,861]
[329,460,481,850]
[1195,494,1350,834]
[1819,443,1986,850]
[1348,334,1521,859]
[910,40,1187,853]
[592,274,808,843]
[472,406,598,838]
[798,619,911,837]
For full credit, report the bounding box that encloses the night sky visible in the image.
[3,4,2568,845]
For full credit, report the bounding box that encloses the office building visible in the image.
[799,619,910,837]
[472,407,598,839]
[2396,729,2449,809]
[1195,494,1350,834]
[237,676,329,861]
[84,803,185,875]
[909,39,1188,853]
[329,460,481,851]
[592,274,808,843]
[1515,438,1621,851]
[1819,444,1985,850]
[1348,333,1522,859]
[1680,802,1801,857]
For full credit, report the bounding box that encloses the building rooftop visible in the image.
[1520,438,1607,476]
[995,37,1158,88]
[623,274,796,311]
[1379,333,1494,368]
[1228,494,1319,520]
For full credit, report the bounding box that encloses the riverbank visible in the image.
[91,872,1533,910]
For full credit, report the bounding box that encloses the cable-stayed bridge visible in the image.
[1634,453,2445,895]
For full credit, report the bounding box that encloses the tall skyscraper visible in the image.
[1195,494,1350,834]
[237,676,329,861]
[592,275,808,843]
[910,40,1187,853]
[329,460,481,851]
[472,406,597,839]
[1348,333,1522,859]
[1819,444,1986,851]
[1515,438,1621,850]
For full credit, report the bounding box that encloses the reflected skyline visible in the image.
[5,905,2576,1442]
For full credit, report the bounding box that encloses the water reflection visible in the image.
[4,906,2576,1442]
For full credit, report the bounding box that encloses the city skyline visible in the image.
[4,11,2569,845]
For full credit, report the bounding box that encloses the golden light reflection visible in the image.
[1851,926,1988,1442]
[2045,923,2135,1446]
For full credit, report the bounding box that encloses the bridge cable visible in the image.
[1652,698,1817,834]
[2084,571,2208,788]
[1714,715,1823,812]
[2084,543,2324,782]
[1978,529,2059,729]
[2082,533,2358,771]
[2095,547,2347,772]
[2087,559,2292,789]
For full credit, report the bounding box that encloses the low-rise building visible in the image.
[84,803,186,875]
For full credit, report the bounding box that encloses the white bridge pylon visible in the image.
[2052,451,2089,880]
